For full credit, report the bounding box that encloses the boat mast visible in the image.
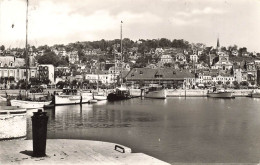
[120,21,123,85]
[25,0,29,91]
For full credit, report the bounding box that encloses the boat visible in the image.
[129,88,142,98]
[8,0,52,109]
[107,87,131,101]
[207,88,234,98]
[93,91,107,101]
[54,88,93,105]
[249,89,260,98]
[10,99,51,109]
[143,85,167,99]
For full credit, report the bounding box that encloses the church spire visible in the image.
[217,37,220,49]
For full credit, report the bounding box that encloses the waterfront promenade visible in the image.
[0,139,169,165]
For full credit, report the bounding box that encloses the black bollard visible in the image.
[31,109,49,157]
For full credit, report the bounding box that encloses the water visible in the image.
[26,98,260,164]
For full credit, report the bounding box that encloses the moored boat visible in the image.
[107,87,131,101]
[10,99,51,109]
[93,92,107,101]
[55,88,93,105]
[207,88,234,98]
[143,85,167,99]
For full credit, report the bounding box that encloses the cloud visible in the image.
[176,7,225,17]
[170,17,199,26]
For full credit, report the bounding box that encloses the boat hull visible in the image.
[207,92,234,98]
[107,93,131,101]
[94,95,107,101]
[10,100,51,109]
[144,89,167,99]
[55,93,93,105]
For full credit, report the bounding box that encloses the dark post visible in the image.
[31,109,49,157]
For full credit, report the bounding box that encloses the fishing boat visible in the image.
[207,88,234,98]
[107,87,131,101]
[54,88,93,105]
[249,89,260,98]
[143,85,167,99]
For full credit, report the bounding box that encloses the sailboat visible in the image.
[10,0,51,109]
[107,21,131,101]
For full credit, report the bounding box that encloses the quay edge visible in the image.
[0,139,170,165]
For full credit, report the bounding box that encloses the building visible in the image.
[212,73,235,85]
[212,51,233,70]
[38,64,55,84]
[175,53,186,64]
[0,55,37,88]
[160,54,173,64]
[84,70,113,85]
[125,68,194,89]
[68,50,79,64]
[190,54,198,63]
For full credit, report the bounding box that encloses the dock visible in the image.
[0,139,170,165]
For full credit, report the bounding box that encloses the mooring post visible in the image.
[31,109,49,157]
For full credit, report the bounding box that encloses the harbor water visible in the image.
[25,97,260,164]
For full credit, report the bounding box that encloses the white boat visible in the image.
[207,89,234,98]
[129,88,142,97]
[55,88,93,105]
[93,92,107,101]
[144,85,167,99]
[250,90,260,98]
[10,99,51,109]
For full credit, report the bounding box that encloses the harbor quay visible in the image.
[0,88,253,98]
[0,139,169,165]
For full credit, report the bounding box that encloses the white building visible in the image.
[160,54,173,64]
[190,54,198,63]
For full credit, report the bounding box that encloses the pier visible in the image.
[0,139,169,165]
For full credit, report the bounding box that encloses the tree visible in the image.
[38,52,60,66]
[198,53,209,65]
[0,45,5,51]
[159,38,171,47]
[164,63,172,68]
[217,81,222,85]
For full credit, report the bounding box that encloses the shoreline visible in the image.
[0,89,253,97]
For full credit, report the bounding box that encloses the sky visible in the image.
[0,0,260,52]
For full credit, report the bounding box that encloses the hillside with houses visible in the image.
[0,38,260,90]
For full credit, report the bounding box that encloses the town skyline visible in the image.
[0,0,260,52]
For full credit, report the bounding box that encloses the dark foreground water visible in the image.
[26,98,260,164]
